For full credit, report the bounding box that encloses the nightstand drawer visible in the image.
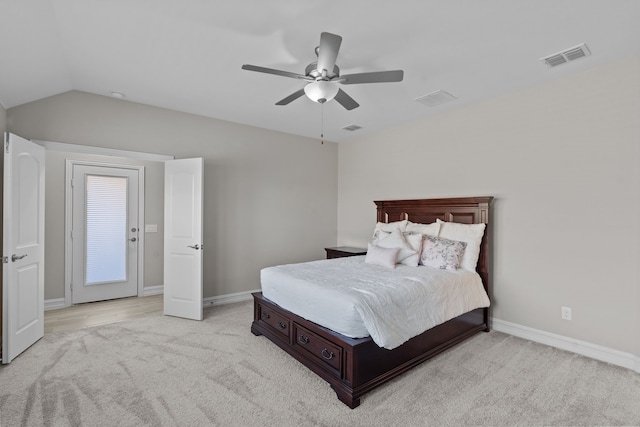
[325,246,367,259]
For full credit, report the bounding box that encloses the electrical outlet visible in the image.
[561,306,572,320]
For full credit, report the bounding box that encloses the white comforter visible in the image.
[261,256,490,350]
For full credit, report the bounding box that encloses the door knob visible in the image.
[11,254,27,262]
[187,244,200,250]
[129,237,137,242]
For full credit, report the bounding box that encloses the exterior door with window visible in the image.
[71,164,139,304]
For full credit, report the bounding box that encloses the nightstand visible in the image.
[325,246,367,259]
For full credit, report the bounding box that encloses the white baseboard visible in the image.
[44,298,66,311]
[141,285,164,296]
[492,318,640,374]
[45,288,257,311]
[203,289,259,307]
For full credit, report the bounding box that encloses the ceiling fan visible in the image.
[242,32,404,110]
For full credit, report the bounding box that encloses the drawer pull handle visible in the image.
[278,321,286,329]
[321,348,335,360]
[298,335,310,345]
[262,313,270,320]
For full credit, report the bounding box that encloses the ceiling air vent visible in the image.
[415,90,457,107]
[541,43,590,68]
[342,124,362,132]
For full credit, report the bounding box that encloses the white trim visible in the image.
[46,288,251,311]
[141,285,164,296]
[65,160,146,305]
[136,168,145,297]
[44,298,66,311]
[32,139,174,162]
[202,289,260,307]
[492,318,640,374]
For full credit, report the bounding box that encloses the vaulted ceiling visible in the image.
[1,1,639,142]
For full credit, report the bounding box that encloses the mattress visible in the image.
[261,256,490,349]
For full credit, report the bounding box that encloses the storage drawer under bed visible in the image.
[256,302,291,340]
[292,323,343,378]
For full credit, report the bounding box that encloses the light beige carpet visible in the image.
[1,300,639,426]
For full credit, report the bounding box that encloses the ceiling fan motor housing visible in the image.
[306,62,340,80]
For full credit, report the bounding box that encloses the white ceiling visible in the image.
[1,1,639,143]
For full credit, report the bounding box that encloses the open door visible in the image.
[164,158,203,320]
[2,133,45,364]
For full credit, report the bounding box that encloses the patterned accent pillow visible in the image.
[420,235,467,270]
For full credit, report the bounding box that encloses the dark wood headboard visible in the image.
[374,197,493,297]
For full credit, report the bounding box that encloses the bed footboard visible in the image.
[251,292,487,408]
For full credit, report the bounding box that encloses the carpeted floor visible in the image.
[1,300,639,426]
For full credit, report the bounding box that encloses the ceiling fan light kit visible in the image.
[242,32,404,110]
[304,80,339,103]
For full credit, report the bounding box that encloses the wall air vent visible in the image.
[541,43,590,68]
[342,124,362,132]
[415,90,457,107]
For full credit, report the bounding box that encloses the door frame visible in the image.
[64,160,145,307]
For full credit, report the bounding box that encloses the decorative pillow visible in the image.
[375,228,418,266]
[364,243,399,268]
[420,236,467,270]
[405,221,440,237]
[371,220,408,240]
[436,219,486,271]
[400,232,423,267]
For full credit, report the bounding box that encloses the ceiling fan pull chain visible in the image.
[321,103,324,145]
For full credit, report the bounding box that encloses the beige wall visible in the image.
[338,56,640,357]
[8,91,338,300]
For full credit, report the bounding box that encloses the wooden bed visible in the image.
[251,196,493,408]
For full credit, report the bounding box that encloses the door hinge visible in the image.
[5,140,9,153]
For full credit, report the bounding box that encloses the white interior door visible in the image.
[2,133,45,364]
[164,158,203,320]
[71,164,139,304]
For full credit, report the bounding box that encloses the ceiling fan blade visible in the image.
[242,64,312,81]
[275,89,306,106]
[316,32,342,76]
[334,89,359,110]
[338,70,404,85]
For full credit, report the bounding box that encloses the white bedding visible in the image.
[261,256,490,350]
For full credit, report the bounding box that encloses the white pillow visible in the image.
[420,235,467,270]
[365,243,399,268]
[371,220,408,240]
[401,233,423,267]
[371,229,423,267]
[375,228,418,266]
[436,219,486,271]
[405,221,440,237]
